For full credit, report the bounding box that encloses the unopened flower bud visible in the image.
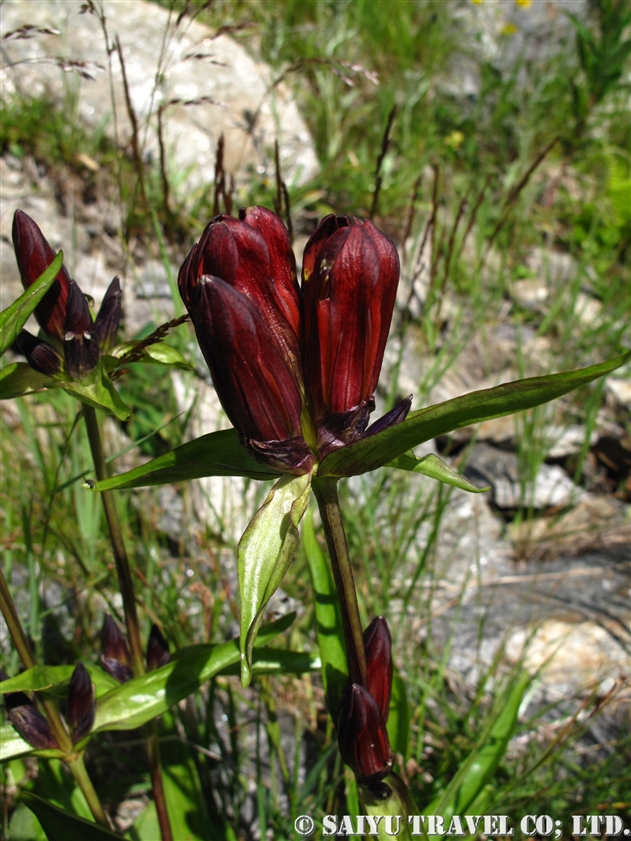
[302,215,400,455]
[363,617,393,722]
[1,671,57,750]
[146,624,170,671]
[66,663,95,744]
[101,614,132,683]
[337,683,394,784]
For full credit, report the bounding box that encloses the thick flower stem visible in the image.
[312,477,367,688]
[83,406,173,841]
[0,571,111,828]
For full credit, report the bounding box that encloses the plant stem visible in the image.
[68,756,112,828]
[312,477,367,687]
[82,406,144,676]
[83,405,173,841]
[0,571,111,827]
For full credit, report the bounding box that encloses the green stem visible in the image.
[312,477,367,688]
[83,406,144,676]
[0,571,111,827]
[68,756,112,828]
[83,406,173,841]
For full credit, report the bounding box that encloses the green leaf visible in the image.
[0,252,63,357]
[111,340,193,369]
[0,664,119,698]
[303,507,348,719]
[62,361,131,421]
[360,772,420,839]
[20,793,121,841]
[0,725,37,762]
[219,647,319,677]
[0,362,57,399]
[93,428,279,490]
[319,351,631,478]
[238,472,312,688]
[389,452,490,493]
[93,613,294,732]
[425,672,530,822]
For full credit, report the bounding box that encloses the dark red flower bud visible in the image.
[101,614,133,683]
[12,330,63,376]
[63,281,100,379]
[187,276,314,473]
[12,209,72,343]
[179,207,301,363]
[302,215,400,455]
[92,276,122,355]
[146,624,170,671]
[337,683,394,784]
[66,662,95,744]
[1,672,58,750]
[363,616,393,722]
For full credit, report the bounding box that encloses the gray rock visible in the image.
[1,0,319,201]
[464,442,583,509]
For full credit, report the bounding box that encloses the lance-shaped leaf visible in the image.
[62,360,131,421]
[92,428,279,491]
[238,471,312,687]
[110,340,192,369]
[0,251,63,356]
[0,361,57,399]
[319,350,631,477]
[303,508,348,719]
[93,613,294,732]
[388,452,490,493]
[0,664,119,698]
[21,793,121,841]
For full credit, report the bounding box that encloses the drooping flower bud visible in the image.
[337,683,394,785]
[65,662,95,744]
[363,616,393,723]
[101,614,133,683]
[178,209,314,474]
[1,671,58,750]
[146,624,170,671]
[302,215,400,455]
[12,330,63,377]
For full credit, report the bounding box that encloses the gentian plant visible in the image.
[1,205,629,838]
[92,206,630,829]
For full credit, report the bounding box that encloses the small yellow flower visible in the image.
[470,0,484,4]
[445,130,465,150]
[515,0,532,7]
[501,23,519,36]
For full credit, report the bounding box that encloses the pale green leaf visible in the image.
[238,472,312,687]
[389,452,490,493]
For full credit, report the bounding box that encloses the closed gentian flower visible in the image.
[1,671,58,750]
[101,614,133,683]
[65,662,95,744]
[11,210,122,380]
[302,215,403,455]
[363,616,393,723]
[146,624,170,672]
[337,683,394,785]
[179,208,314,474]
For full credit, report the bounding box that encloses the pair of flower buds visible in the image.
[178,206,410,472]
[337,616,395,790]
[1,618,169,751]
[11,210,122,380]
